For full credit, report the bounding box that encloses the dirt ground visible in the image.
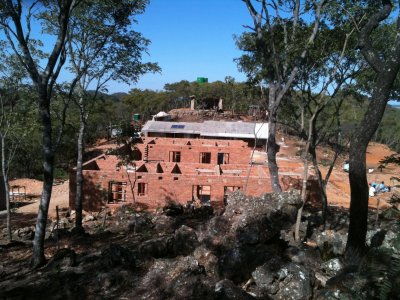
[7,179,70,218]
[276,135,399,209]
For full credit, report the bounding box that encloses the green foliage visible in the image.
[123,79,264,118]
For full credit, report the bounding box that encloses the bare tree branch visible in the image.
[358,2,392,73]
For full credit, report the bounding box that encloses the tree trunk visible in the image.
[1,136,11,242]
[267,84,282,192]
[32,91,54,268]
[309,146,328,223]
[74,101,85,233]
[345,76,396,258]
[295,120,312,241]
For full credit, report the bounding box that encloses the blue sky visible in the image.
[120,0,251,93]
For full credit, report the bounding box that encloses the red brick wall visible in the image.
[70,167,273,211]
[69,137,321,212]
[136,138,251,165]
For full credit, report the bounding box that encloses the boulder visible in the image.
[367,228,400,255]
[173,225,198,255]
[163,203,184,216]
[128,214,153,233]
[12,226,34,241]
[152,215,176,234]
[215,279,257,300]
[99,244,135,270]
[313,230,347,256]
[139,225,198,258]
[82,214,96,223]
[318,271,368,300]
[222,191,302,246]
[252,260,315,300]
[130,256,215,299]
[219,244,283,283]
[193,246,219,276]
[139,236,174,258]
[321,258,343,277]
[200,191,301,251]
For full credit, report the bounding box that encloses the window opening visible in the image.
[169,151,181,162]
[138,183,147,196]
[193,185,211,204]
[217,153,229,164]
[108,181,127,203]
[200,152,211,164]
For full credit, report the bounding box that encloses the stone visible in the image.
[99,244,135,270]
[152,215,176,234]
[173,225,198,255]
[252,260,314,300]
[82,214,96,223]
[220,244,281,283]
[12,226,34,241]
[127,214,153,233]
[380,207,400,220]
[163,202,184,216]
[321,258,343,277]
[139,236,174,258]
[130,256,215,299]
[320,271,368,300]
[314,230,347,256]
[207,191,301,249]
[215,279,257,300]
[367,228,400,255]
[193,246,219,276]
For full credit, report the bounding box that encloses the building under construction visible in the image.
[69,120,310,211]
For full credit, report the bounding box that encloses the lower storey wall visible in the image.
[69,169,273,211]
[69,170,321,212]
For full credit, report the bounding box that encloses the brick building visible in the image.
[69,134,310,211]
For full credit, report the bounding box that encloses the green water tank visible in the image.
[133,113,141,121]
[197,77,208,84]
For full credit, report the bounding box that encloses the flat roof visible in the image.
[142,120,268,140]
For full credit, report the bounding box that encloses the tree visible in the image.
[286,19,362,234]
[345,0,400,258]
[0,93,18,242]
[238,0,326,192]
[53,0,159,233]
[0,50,32,242]
[0,0,77,267]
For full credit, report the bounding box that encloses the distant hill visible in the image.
[86,90,127,101]
[111,92,128,101]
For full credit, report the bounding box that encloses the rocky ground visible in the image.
[0,190,399,299]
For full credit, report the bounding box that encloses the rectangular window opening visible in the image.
[200,152,211,164]
[218,153,229,164]
[138,182,147,196]
[169,151,181,162]
[108,181,127,203]
[193,185,211,204]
